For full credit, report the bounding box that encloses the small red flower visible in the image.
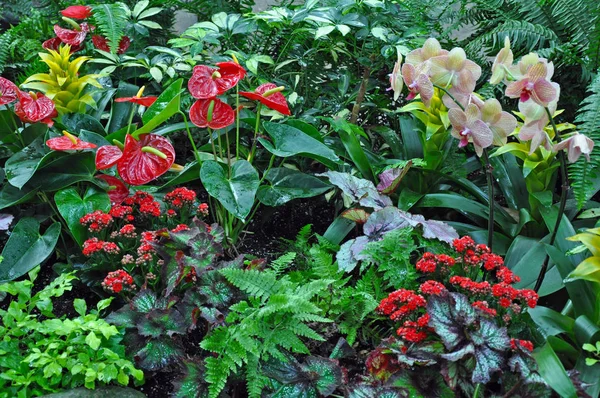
[240,83,291,115]
[96,174,130,205]
[54,22,93,47]
[117,134,175,186]
[61,5,92,19]
[14,91,58,126]
[172,224,190,233]
[510,339,534,352]
[419,280,447,296]
[198,203,209,216]
[0,77,18,106]
[95,145,123,170]
[92,35,131,54]
[453,236,475,253]
[165,187,196,208]
[188,62,246,99]
[189,97,235,129]
[472,301,497,317]
[47,131,96,151]
[80,210,113,232]
[102,269,136,294]
[115,94,157,107]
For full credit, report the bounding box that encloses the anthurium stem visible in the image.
[112,139,124,150]
[482,148,495,251]
[208,127,218,161]
[235,85,240,160]
[179,111,200,165]
[534,108,569,293]
[248,103,262,163]
[126,104,137,136]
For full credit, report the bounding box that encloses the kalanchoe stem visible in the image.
[534,107,569,293]
[482,148,495,251]
[141,146,168,159]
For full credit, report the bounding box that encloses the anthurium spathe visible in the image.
[240,83,291,115]
[115,86,157,107]
[14,91,58,126]
[448,104,493,156]
[505,62,557,106]
[117,134,175,186]
[429,48,481,93]
[46,130,96,151]
[54,22,92,47]
[401,64,433,107]
[189,98,235,129]
[0,77,17,106]
[96,175,129,205]
[480,99,517,147]
[188,62,247,99]
[490,37,513,85]
[61,5,92,19]
[96,145,124,170]
[553,133,595,163]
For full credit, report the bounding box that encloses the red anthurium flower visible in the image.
[61,5,92,19]
[189,98,235,129]
[14,91,58,127]
[54,22,93,47]
[92,35,130,54]
[96,174,130,205]
[42,37,82,53]
[117,134,175,186]
[96,145,123,170]
[239,83,291,115]
[0,77,18,106]
[115,86,157,107]
[47,130,97,151]
[188,62,246,99]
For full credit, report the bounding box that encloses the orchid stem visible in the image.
[248,103,262,163]
[534,107,569,293]
[179,111,200,165]
[482,148,495,251]
[208,127,217,161]
[433,84,464,111]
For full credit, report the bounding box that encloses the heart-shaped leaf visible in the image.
[0,217,60,282]
[200,160,259,222]
[257,168,330,206]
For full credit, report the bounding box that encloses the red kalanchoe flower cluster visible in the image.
[109,205,134,221]
[510,339,534,352]
[472,301,497,317]
[80,210,113,232]
[419,280,447,296]
[377,289,429,343]
[496,266,521,284]
[198,203,209,216]
[102,270,135,294]
[172,224,190,233]
[482,253,504,271]
[165,187,197,208]
[449,276,491,294]
[416,252,455,273]
[82,238,120,256]
[519,289,539,308]
[453,236,476,253]
[117,224,137,238]
[139,200,161,217]
[167,209,177,218]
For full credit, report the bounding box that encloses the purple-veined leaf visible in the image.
[377,161,412,194]
[342,208,370,224]
[319,171,392,209]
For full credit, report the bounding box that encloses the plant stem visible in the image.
[225,128,232,178]
[350,65,371,124]
[482,148,495,251]
[235,85,240,160]
[216,129,224,160]
[472,383,481,398]
[433,84,464,111]
[248,103,262,163]
[179,111,200,165]
[534,107,569,293]
[126,104,137,136]
[208,127,218,161]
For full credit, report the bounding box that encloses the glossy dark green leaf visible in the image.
[398,114,423,159]
[508,237,563,296]
[285,119,323,142]
[533,342,578,398]
[0,110,20,146]
[55,186,111,246]
[0,184,37,210]
[257,168,331,206]
[0,218,60,282]
[172,361,208,398]
[158,161,200,190]
[107,82,139,133]
[200,160,259,222]
[79,130,111,148]
[330,120,375,182]
[60,113,106,136]
[136,79,183,135]
[27,151,98,191]
[528,306,575,339]
[5,136,49,189]
[136,338,184,371]
[323,216,355,245]
[303,356,342,395]
[21,123,49,146]
[260,122,341,169]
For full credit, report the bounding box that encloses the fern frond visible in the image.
[0,31,13,75]
[571,72,600,209]
[269,252,296,275]
[92,3,129,54]
[221,269,279,300]
[204,356,235,398]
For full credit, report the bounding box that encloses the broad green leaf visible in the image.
[0,218,60,283]
[567,256,600,283]
[136,78,183,135]
[201,160,259,222]
[257,168,330,206]
[5,136,54,189]
[27,151,98,192]
[533,343,578,398]
[60,113,106,136]
[315,25,335,39]
[85,331,101,350]
[55,186,111,246]
[107,82,138,133]
[0,184,37,210]
[508,237,562,296]
[528,306,575,338]
[260,122,341,169]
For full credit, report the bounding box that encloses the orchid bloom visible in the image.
[441,87,484,110]
[189,98,235,129]
[240,83,291,115]
[0,77,17,106]
[490,37,513,85]
[46,131,96,151]
[480,99,517,146]
[429,48,482,93]
[14,91,58,126]
[188,62,246,99]
[61,5,92,19]
[448,104,493,156]
[389,50,403,101]
[115,86,157,107]
[401,63,434,107]
[553,133,595,163]
[517,99,556,153]
[405,38,448,70]
[505,62,557,106]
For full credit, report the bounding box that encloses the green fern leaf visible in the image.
[92,3,129,54]
[221,268,279,299]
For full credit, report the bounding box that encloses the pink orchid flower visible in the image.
[389,51,403,101]
[405,38,448,68]
[448,104,493,156]
[517,98,556,153]
[442,87,484,110]
[480,99,517,147]
[505,62,557,106]
[553,133,595,163]
[490,37,513,85]
[401,63,433,107]
[429,48,481,93]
